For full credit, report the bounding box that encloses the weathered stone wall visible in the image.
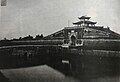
[83,39,120,50]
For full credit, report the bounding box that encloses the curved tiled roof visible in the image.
[73,21,97,25]
[78,16,91,19]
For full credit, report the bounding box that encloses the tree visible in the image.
[35,34,44,40]
[22,35,33,40]
[19,37,22,40]
[40,34,43,38]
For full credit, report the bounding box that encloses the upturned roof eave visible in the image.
[78,16,91,19]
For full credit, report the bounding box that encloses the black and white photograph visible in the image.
[0,0,120,82]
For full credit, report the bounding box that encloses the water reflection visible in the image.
[0,48,120,82]
[1,64,120,82]
[1,65,80,82]
[47,49,120,82]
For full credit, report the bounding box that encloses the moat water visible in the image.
[1,64,120,82]
[0,49,120,82]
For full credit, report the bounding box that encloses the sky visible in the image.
[0,0,120,39]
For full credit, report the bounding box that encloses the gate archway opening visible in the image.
[70,35,77,46]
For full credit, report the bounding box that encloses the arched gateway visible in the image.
[70,35,76,46]
[62,27,84,48]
